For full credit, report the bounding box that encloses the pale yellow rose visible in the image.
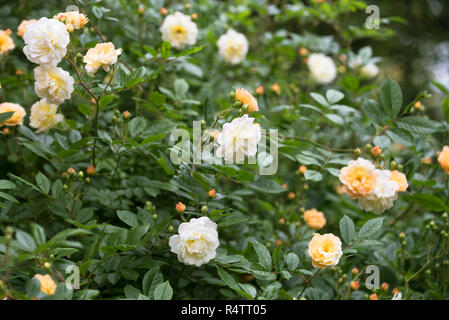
[339,157,377,198]
[303,209,326,230]
[0,29,15,55]
[0,102,26,126]
[29,99,64,133]
[438,146,449,174]
[389,170,408,192]
[308,233,343,269]
[53,11,89,32]
[83,42,121,75]
[33,274,57,296]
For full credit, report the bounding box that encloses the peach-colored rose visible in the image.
[0,102,26,126]
[17,19,38,38]
[236,88,258,112]
[53,11,89,32]
[308,233,343,269]
[303,209,326,230]
[339,158,377,198]
[438,146,449,174]
[389,170,408,192]
[33,274,57,296]
[0,29,15,54]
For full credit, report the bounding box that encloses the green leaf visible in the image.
[0,111,14,123]
[217,267,240,291]
[174,79,189,97]
[411,193,447,212]
[386,128,414,146]
[153,281,173,300]
[325,114,344,126]
[362,99,385,125]
[174,45,205,57]
[99,95,114,109]
[373,135,391,149]
[161,41,171,59]
[142,267,163,297]
[339,215,355,243]
[380,77,403,118]
[248,239,272,271]
[117,210,139,228]
[304,170,323,182]
[285,252,299,271]
[35,172,50,194]
[249,180,285,194]
[326,89,344,104]
[396,116,443,134]
[0,180,15,190]
[16,230,36,252]
[358,218,384,240]
[310,93,329,107]
[31,224,46,246]
[129,117,147,136]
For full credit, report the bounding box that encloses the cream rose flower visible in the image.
[34,65,75,104]
[339,157,377,198]
[236,88,258,112]
[307,53,337,84]
[0,102,26,126]
[360,63,379,78]
[358,170,399,214]
[29,99,64,133]
[216,114,262,163]
[160,11,198,49]
[53,11,89,32]
[438,146,449,174]
[83,42,122,75]
[23,17,69,66]
[304,209,327,230]
[17,19,38,38]
[217,29,249,64]
[308,233,343,269]
[33,274,57,295]
[389,170,408,192]
[0,29,15,55]
[169,217,219,266]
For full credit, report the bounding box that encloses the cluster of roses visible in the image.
[0,11,121,134]
[339,158,408,214]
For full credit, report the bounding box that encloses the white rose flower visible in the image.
[83,42,122,76]
[217,29,249,64]
[358,170,399,214]
[160,11,198,49]
[216,114,262,163]
[29,99,64,133]
[23,17,70,66]
[360,63,379,78]
[34,65,74,105]
[307,53,337,84]
[169,217,219,267]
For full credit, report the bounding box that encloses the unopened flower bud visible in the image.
[350,281,359,290]
[85,177,90,184]
[200,120,206,129]
[123,111,130,120]
[299,47,308,56]
[255,86,264,95]
[77,171,84,179]
[191,13,198,20]
[288,192,295,200]
[397,164,403,172]
[369,293,378,300]
[5,226,14,235]
[44,262,51,270]
[299,165,307,174]
[275,239,282,246]
[160,7,167,15]
[176,202,185,214]
[352,268,359,275]
[399,232,405,239]
[152,213,158,219]
[278,218,285,225]
[240,104,249,114]
[230,91,236,99]
[354,148,361,158]
[201,205,208,215]
[379,154,385,161]
[87,165,95,176]
[63,184,68,192]
[381,282,389,291]
[365,144,372,153]
[208,189,216,199]
[67,168,76,176]
[390,161,397,170]
[168,225,174,232]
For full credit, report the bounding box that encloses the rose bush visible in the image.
[0,0,448,300]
